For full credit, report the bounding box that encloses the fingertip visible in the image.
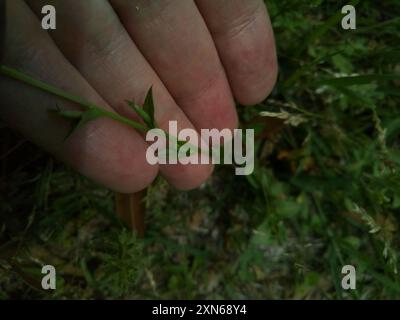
[235,56,278,106]
[162,163,214,191]
[224,18,279,106]
[65,117,159,193]
[186,80,239,132]
[198,0,278,106]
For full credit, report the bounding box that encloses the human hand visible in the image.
[0,0,277,192]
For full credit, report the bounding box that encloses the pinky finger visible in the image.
[196,0,278,105]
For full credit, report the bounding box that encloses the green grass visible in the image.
[1,0,399,299]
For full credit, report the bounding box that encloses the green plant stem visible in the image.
[101,109,148,132]
[0,65,210,157]
[1,65,96,110]
[0,65,148,132]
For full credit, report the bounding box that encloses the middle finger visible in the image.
[110,0,238,132]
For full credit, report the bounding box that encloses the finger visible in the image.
[26,0,213,190]
[0,0,157,193]
[196,0,278,105]
[110,0,238,132]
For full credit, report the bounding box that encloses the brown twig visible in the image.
[115,190,147,237]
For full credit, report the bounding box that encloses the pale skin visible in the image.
[0,0,278,193]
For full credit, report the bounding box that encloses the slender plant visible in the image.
[0,65,202,156]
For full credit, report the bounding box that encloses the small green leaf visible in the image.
[126,87,156,129]
[177,140,188,148]
[126,100,152,128]
[63,108,104,140]
[143,87,155,128]
[176,139,201,157]
[53,110,83,119]
[75,109,104,131]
